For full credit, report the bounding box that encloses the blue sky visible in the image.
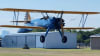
[0,0,100,34]
[0,0,100,11]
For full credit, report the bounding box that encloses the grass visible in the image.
[0,48,100,56]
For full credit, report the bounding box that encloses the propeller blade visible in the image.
[60,12,64,37]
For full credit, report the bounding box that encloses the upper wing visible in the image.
[0,8,100,14]
[63,27,95,29]
[0,25,45,29]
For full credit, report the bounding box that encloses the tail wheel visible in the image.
[40,35,45,43]
[62,36,67,43]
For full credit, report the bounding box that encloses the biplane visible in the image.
[0,8,99,43]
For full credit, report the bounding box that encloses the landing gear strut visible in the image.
[62,36,67,43]
[40,35,45,43]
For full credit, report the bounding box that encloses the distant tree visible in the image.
[65,29,77,33]
[77,28,100,44]
[71,29,77,33]
[77,31,91,43]
[65,29,72,32]
[32,29,46,32]
[91,28,100,34]
[77,33,83,43]
[84,38,90,45]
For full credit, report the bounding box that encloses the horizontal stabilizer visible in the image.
[0,25,45,29]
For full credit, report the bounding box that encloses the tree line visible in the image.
[31,28,100,44]
[66,28,100,44]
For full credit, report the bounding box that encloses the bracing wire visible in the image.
[13,13,15,25]
[79,14,88,27]
[79,14,84,27]
[56,13,60,18]
[13,10,16,25]
[16,11,19,25]
[41,13,45,17]
[82,14,88,27]
[13,10,19,25]
[45,12,49,17]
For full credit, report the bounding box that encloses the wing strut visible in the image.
[13,10,19,25]
[79,14,88,27]
[24,12,31,22]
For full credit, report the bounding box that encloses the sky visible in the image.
[0,0,100,34]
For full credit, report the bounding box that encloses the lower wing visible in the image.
[0,25,95,29]
[11,21,30,23]
[63,27,95,29]
[0,25,45,29]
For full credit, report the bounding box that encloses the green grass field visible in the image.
[0,48,100,56]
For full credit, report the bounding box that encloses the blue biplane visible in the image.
[0,8,99,43]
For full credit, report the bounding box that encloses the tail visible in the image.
[18,28,32,33]
[18,23,33,33]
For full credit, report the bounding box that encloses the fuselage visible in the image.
[18,17,64,33]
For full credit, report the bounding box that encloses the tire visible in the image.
[62,36,67,43]
[40,35,45,43]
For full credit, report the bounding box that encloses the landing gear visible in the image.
[62,36,67,43]
[40,35,45,43]
[40,34,67,43]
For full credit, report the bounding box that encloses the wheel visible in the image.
[62,36,67,43]
[40,35,45,43]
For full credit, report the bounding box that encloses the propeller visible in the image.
[60,12,64,38]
